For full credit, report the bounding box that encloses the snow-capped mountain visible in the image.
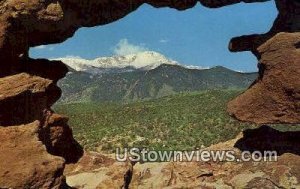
[55,51,179,74]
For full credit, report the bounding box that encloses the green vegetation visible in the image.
[55,90,252,152]
[54,63,300,153]
[55,89,299,153]
[58,65,257,103]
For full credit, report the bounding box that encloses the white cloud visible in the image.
[34,45,46,49]
[159,39,169,43]
[33,45,55,51]
[113,39,148,56]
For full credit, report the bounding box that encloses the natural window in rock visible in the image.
[30,2,277,72]
[2,0,300,188]
[27,1,290,152]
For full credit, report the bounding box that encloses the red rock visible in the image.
[0,0,299,188]
[65,152,130,189]
[39,112,84,163]
[0,122,66,189]
[0,72,83,187]
[228,33,300,124]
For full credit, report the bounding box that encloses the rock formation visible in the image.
[0,57,83,187]
[0,122,67,189]
[227,0,300,123]
[65,126,300,188]
[228,32,300,123]
[0,72,83,188]
[0,0,299,188]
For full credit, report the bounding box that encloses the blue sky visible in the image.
[30,1,277,72]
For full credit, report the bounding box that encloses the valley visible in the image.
[55,90,298,153]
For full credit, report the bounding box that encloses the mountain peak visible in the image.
[55,51,178,74]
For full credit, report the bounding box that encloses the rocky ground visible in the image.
[65,126,300,189]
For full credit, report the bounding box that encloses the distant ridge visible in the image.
[58,62,257,103]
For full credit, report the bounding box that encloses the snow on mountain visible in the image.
[54,51,179,74]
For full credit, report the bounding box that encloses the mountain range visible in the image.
[57,51,257,103]
[55,51,180,74]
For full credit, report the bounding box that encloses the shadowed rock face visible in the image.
[39,112,84,164]
[234,125,300,155]
[0,0,299,188]
[0,73,61,126]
